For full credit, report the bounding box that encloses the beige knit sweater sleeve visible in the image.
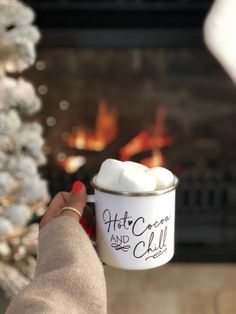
[6,216,107,314]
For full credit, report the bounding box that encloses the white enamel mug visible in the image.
[87,176,178,270]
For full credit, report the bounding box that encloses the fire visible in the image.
[66,99,118,151]
[140,149,165,168]
[58,155,87,173]
[119,105,173,167]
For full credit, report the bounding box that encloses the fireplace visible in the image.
[26,47,236,262]
[25,0,236,262]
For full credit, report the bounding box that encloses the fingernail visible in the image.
[72,181,83,194]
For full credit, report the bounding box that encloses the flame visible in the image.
[59,155,87,173]
[119,104,173,166]
[140,148,165,168]
[66,99,118,151]
[95,99,118,145]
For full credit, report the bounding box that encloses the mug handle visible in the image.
[86,194,97,246]
[87,194,95,203]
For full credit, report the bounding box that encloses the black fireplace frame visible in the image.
[26,0,212,48]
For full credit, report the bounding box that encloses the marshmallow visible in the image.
[95,159,125,190]
[145,167,174,190]
[95,159,174,193]
[117,167,156,192]
[124,161,148,171]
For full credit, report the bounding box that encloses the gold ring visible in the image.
[61,206,82,218]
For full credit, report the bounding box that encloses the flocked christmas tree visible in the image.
[0,0,49,297]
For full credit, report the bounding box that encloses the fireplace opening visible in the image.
[27,47,236,262]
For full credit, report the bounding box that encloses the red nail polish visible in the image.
[72,181,83,194]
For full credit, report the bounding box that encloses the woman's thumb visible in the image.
[60,181,87,221]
